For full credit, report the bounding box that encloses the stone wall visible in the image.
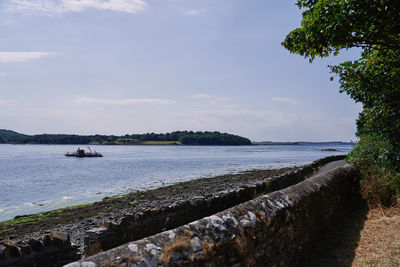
[67,163,358,267]
[0,232,79,267]
[83,155,345,256]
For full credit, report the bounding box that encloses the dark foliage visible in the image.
[0,129,251,146]
[283,0,400,204]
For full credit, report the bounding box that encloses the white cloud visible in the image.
[209,97,227,105]
[0,52,55,62]
[0,72,6,76]
[8,0,147,15]
[270,97,298,104]
[182,8,206,16]
[73,96,176,105]
[192,93,213,99]
[191,94,229,105]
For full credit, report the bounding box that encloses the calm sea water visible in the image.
[0,143,352,222]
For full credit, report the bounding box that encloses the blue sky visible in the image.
[0,0,362,141]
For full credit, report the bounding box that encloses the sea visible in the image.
[0,143,353,222]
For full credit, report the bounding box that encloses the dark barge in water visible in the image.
[65,147,103,157]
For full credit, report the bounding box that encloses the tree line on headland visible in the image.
[0,129,251,146]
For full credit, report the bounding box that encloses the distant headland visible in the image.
[0,129,251,146]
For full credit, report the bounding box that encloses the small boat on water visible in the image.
[65,147,103,157]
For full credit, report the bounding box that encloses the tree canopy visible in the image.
[283,0,400,61]
[283,0,400,203]
[283,0,400,165]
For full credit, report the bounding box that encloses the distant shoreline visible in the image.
[0,129,355,146]
[252,141,354,146]
[0,129,251,146]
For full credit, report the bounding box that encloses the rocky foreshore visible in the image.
[0,166,297,254]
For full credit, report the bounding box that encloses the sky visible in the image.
[0,0,362,141]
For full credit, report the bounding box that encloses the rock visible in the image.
[49,232,70,248]
[321,148,338,151]
[248,211,257,225]
[0,244,6,259]
[222,215,238,228]
[28,239,43,251]
[239,219,252,229]
[128,243,138,253]
[41,232,70,248]
[17,242,31,255]
[191,237,202,252]
[1,240,21,257]
[42,234,52,247]
[13,214,29,219]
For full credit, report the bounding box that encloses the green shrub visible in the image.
[348,135,400,206]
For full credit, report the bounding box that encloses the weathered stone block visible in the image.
[0,244,6,260]
[28,239,43,252]
[49,232,70,248]
[17,242,31,255]
[1,240,21,258]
